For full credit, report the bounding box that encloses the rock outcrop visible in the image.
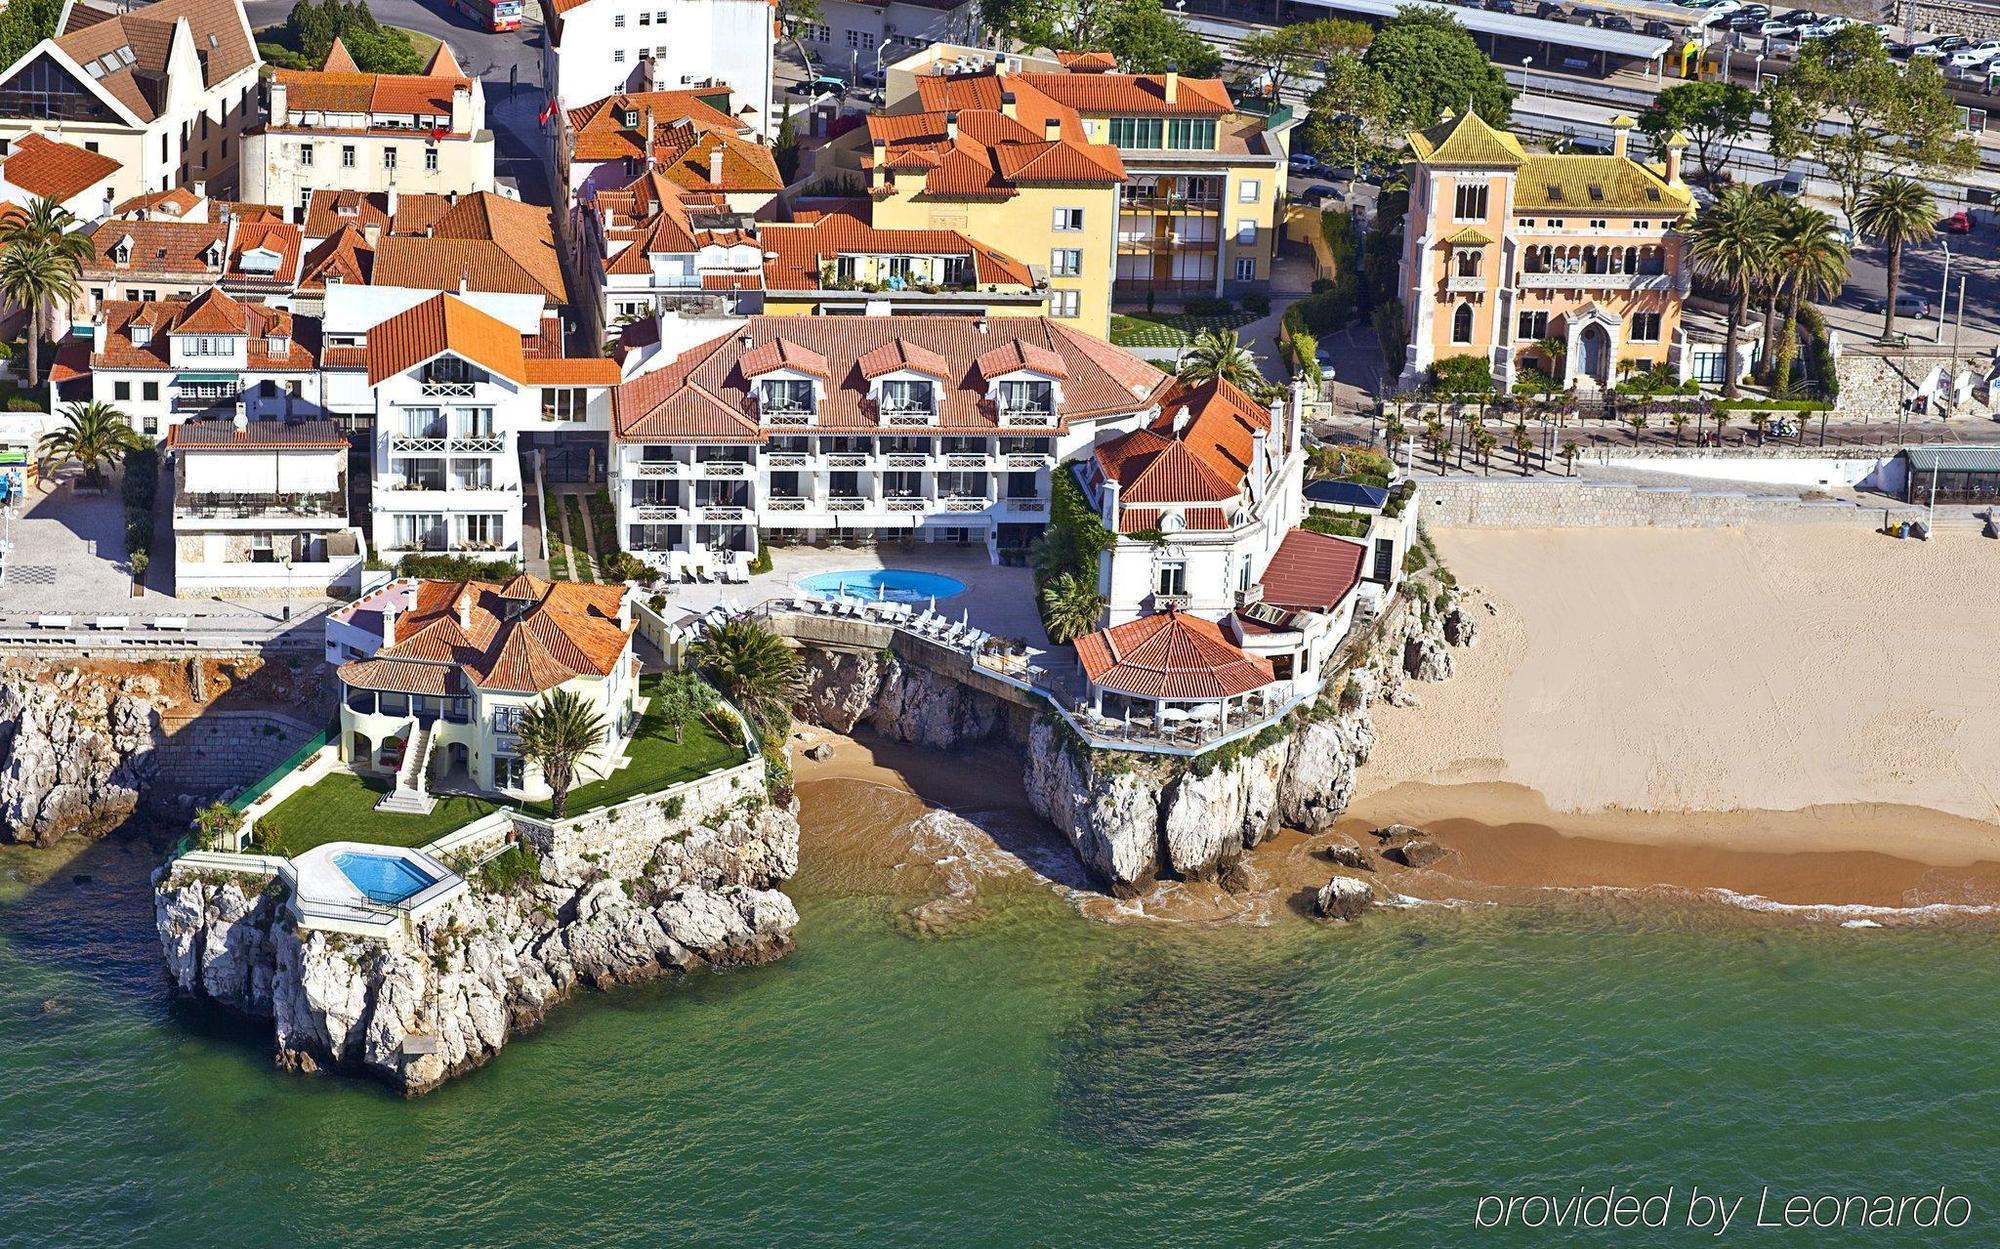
[0,673,163,845]
[792,646,1010,749]
[155,801,801,1096]
[1314,875,1374,921]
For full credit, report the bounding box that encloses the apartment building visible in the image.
[793,0,978,82]
[0,0,262,201]
[542,0,772,137]
[901,50,1292,300]
[586,169,765,325]
[1399,112,1705,392]
[558,87,775,207]
[362,292,618,562]
[758,211,1044,318]
[164,415,365,596]
[242,38,497,212]
[0,132,122,219]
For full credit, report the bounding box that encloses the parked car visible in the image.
[1725,6,1772,31]
[1595,13,1637,32]
[1759,12,1814,36]
[1534,1,1570,20]
[1797,14,1855,37]
[1571,4,1608,22]
[1482,0,1515,12]
[1942,210,1975,233]
[1945,38,2000,67]
[1298,184,1342,207]
[789,74,848,96]
[1776,168,1806,195]
[1642,18,1679,36]
[1871,293,1932,318]
[1289,152,1324,175]
[1912,34,1968,58]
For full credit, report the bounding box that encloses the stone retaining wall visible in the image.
[154,710,324,796]
[1834,351,1997,422]
[1416,478,1921,528]
[533,757,770,884]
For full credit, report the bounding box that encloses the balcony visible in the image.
[943,453,990,469]
[825,453,871,468]
[695,460,750,478]
[880,410,936,428]
[943,496,990,513]
[631,460,685,478]
[997,409,1059,429]
[762,407,816,427]
[1150,592,1191,611]
[1004,452,1053,469]
[766,496,809,512]
[698,505,750,522]
[1445,274,1486,293]
[884,452,930,469]
[1002,497,1049,516]
[631,504,685,522]
[1518,271,1674,292]
[827,497,867,512]
[389,432,506,454]
[419,380,477,398]
[174,490,344,521]
[173,392,240,414]
[885,498,925,512]
[766,452,810,468]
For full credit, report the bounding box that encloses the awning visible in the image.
[174,372,238,385]
[278,450,343,492]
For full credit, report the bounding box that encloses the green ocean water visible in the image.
[3,788,1998,1248]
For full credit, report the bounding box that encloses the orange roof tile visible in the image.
[858,337,952,381]
[365,292,527,386]
[1017,70,1232,117]
[567,89,743,162]
[739,336,830,379]
[1075,609,1276,700]
[523,357,622,385]
[339,576,632,695]
[1257,528,1365,614]
[758,214,1035,292]
[976,339,1068,380]
[2,133,120,203]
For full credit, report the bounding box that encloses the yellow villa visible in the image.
[1397,111,1732,394]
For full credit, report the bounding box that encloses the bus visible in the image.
[453,0,522,33]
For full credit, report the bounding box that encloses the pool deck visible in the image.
[290,841,464,925]
[655,546,1052,648]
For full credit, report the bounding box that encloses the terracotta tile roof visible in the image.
[340,576,632,695]
[567,89,743,162]
[53,0,257,122]
[614,315,1174,441]
[367,193,565,301]
[175,285,249,333]
[866,108,1123,198]
[338,656,457,696]
[1256,528,1365,614]
[112,186,203,218]
[89,296,318,372]
[1016,70,1232,117]
[297,224,374,290]
[858,337,952,380]
[1,133,120,203]
[165,418,347,449]
[86,219,225,278]
[365,292,527,386]
[423,41,464,77]
[321,35,360,72]
[225,221,304,285]
[523,357,622,385]
[653,129,783,196]
[1095,429,1237,504]
[1056,50,1118,71]
[275,53,470,120]
[1118,506,1226,533]
[976,339,1068,379]
[302,189,452,239]
[1153,376,1273,488]
[758,214,1036,292]
[1075,609,1275,700]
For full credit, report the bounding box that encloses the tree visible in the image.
[1636,81,1754,185]
[1292,17,1373,61]
[1177,328,1262,390]
[1301,54,1398,180]
[1854,175,1937,343]
[689,616,800,729]
[773,104,801,184]
[37,401,142,490]
[1762,27,1975,227]
[652,670,715,745]
[1626,411,1649,445]
[1039,571,1105,643]
[516,688,608,820]
[1362,7,1513,129]
[1511,422,1533,474]
[777,0,825,75]
[0,197,91,391]
[1684,186,1775,398]
[0,0,63,76]
[1559,439,1580,476]
[1099,0,1219,76]
[1767,202,1850,385]
[1670,411,1690,443]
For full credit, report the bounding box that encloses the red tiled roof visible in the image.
[88,296,318,372]
[339,576,632,695]
[1118,506,1227,533]
[302,189,452,239]
[86,219,225,278]
[567,89,743,161]
[976,339,1067,380]
[1094,428,1238,504]
[523,357,622,385]
[858,337,951,381]
[226,221,304,285]
[1016,70,1232,117]
[758,214,1035,292]
[1075,609,1276,700]
[165,418,347,449]
[1257,528,1365,614]
[1056,50,1118,71]
[739,336,829,380]
[1154,377,1273,487]
[1,133,120,203]
[365,292,526,386]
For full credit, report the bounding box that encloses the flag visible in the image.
[538,99,556,125]
[429,123,447,141]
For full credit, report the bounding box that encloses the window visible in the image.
[638,9,649,22]
[613,12,624,25]
[1453,183,1489,221]
[542,387,588,422]
[805,22,829,41]
[1631,311,1662,342]
[1050,289,1080,318]
[1455,249,1481,278]
[1234,257,1255,281]
[845,29,865,47]
[613,49,625,62]
[494,754,525,789]
[1052,207,1083,232]
[299,143,313,166]
[1546,219,1564,228]
[452,459,493,490]
[761,379,815,414]
[341,145,355,168]
[142,382,159,402]
[1050,247,1082,276]
[1107,117,1161,148]
[141,417,157,437]
[1235,219,1257,246]
[1518,309,1549,339]
[1452,302,1474,343]
[1155,561,1187,597]
[114,381,131,401]
[998,380,1053,415]
[1165,118,1215,149]
[425,148,438,172]
[1588,218,1607,230]
[878,379,934,415]
[383,149,397,170]
[1238,178,1259,203]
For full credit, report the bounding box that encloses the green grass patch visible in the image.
[1108,311,1257,348]
[544,490,579,581]
[520,679,748,817]
[250,772,498,857]
[561,495,598,583]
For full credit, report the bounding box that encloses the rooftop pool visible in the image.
[798,569,968,603]
[332,850,438,906]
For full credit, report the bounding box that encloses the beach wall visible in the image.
[1416,478,1921,529]
[1597,452,1903,493]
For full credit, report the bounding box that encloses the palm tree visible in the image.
[1854,176,1937,344]
[1627,411,1649,445]
[1474,428,1498,475]
[1684,188,1776,398]
[37,400,141,489]
[689,615,800,729]
[1039,570,1105,644]
[515,687,608,819]
[0,198,91,392]
[1511,422,1534,474]
[1177,328,1263,391]
[1766,203,1850,390]
[1710,409,1731,446]
[1532,336,1566,383]
[1559,439,1581,476]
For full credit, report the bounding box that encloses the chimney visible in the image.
[1163,61,1178,106]
[192,180,206,200]
[91,311,106,354]
[1250,427,1267,490]
[976,316,989,335]
[1099,476,1120,529]
[233,410,248,432]
[456,589,474,631]
[451,82,473,135]
[708,147,724,186]
[1042,116,1060,142]
[739,331,753,349]
[459,270,471,295]
[362,222,381,248]
[1664,131,1687,187]
[945,110,959,143]
[386,184,399,219]
[1610,114,1634,160]
[1171,403,1190,434]
[1000,91,1016,120]
[381,601,398,649]
[269,78,288,124]
[644,104,656,145]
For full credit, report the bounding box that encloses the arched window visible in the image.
[1452,302,1475,343]
[1455,249,1481,278]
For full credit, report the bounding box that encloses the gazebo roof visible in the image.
[1074,609,1276,701]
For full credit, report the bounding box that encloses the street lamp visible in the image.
[1937,237,1951,344]
[1521,56,1533,97]
[1753,52,1764,90]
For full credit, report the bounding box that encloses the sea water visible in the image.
[2,786,1997,1248]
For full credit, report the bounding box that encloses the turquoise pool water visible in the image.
[798,570,968,603]
[332,851,435,905]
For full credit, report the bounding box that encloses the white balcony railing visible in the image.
[1444,274,1486,293]
[943,453,989,469]
[632,461,685,478]
[944,496,990,513]
[884,453,930,469]
[765,497,809,512]
[1518,271,1674,292]
[419,381,477,398]
[825,453,871,468]
[827,497,867,512]
[767,453,810,468]
[885,498,925,512]
[696,461,751,478]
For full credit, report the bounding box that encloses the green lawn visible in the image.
[250,772,498,857]
[523,686,749,817]
[1108,311,1258,348]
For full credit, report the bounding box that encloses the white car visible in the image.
[1912,34,1968,58]
[1796,14,1854,37]
[1946,38,2000,67]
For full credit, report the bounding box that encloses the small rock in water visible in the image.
[1387,838,1449,869]
[40,998,67,1016]
[803,742,834,761]
[71,874,93,886]
[1370,824,1427,846]
[1314,876,1374,921]
[1322,842,1374,871]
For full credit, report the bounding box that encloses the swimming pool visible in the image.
[797,569,968,603]
[332,851,437,905]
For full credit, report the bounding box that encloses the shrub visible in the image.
[1302,513,1369,538]
[129,549,149,578]
[602,551,652,583]
[192,800,239,849]
[1241,291,1271,317]
[396,553,520,580]
[748,544,773,575]
[477,845,542,894]
[1182,295,1235,318]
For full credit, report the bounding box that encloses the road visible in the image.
[242,0,552,204]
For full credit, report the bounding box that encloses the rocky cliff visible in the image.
[155,801,801,1095]
[793,646,1024,750]
[0,670,163,846]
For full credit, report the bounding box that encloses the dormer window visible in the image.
[111,240,131,265]
[1454,249,1481,278]
[997,379,1053,416]
[878,379,934,416]
[267,335,289,352]
[131,324,151,346]
[623,109,640,127]
[760,379,814,415]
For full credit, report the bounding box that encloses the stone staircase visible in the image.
[374,721,438,815]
